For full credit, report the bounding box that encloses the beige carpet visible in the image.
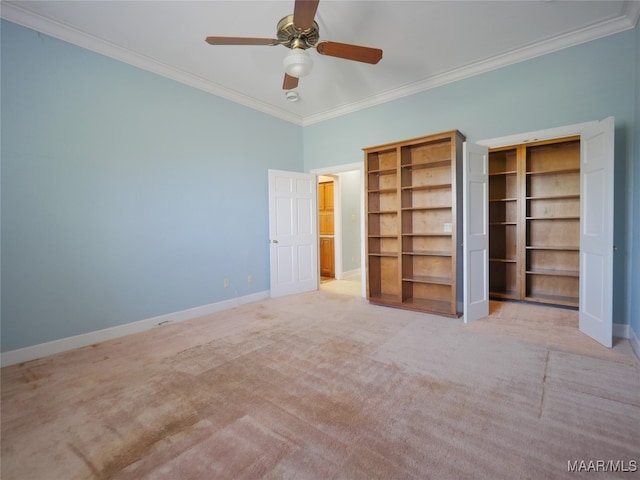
[2,292,639,479]
[319,275,363,297]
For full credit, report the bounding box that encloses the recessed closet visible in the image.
[489,136,581,308]
[479,117,614,347]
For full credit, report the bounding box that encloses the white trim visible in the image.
[0,291,269,367]
[301,12,639,126]
[629,326,640,361]
[477,121,598,148]
[310,162,363,176]
[342,268,361,279]
[2,2,637,127]
[333,175,343,279]
[613,323,630,339]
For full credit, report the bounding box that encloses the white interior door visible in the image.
[463,142,489,323]
[268,169,318,298]
[579,117,615,347]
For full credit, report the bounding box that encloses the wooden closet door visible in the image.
[320,237,335,277]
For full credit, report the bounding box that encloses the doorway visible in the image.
[312,163,365,297]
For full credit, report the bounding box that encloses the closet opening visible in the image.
[488,136,581,310]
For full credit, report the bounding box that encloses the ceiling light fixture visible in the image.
[283,48,313,78]
[285,90,300,102]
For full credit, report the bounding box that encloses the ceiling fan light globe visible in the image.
[283,48,313,78]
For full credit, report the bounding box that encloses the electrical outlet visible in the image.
[248,274,253,284]
[224,279,230,288]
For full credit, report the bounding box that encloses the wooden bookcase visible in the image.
[488,136,580,308]
[364,130,465,317]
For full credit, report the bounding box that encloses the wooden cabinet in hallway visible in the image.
[319,180,335,278]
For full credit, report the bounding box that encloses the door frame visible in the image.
[311,162,365,297]
[477,121,599,151]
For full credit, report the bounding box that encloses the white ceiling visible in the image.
[2,1,639,125]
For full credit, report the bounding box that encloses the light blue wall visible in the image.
[1,21,303,351]
[304,28,638,328]
[339,170,361,273]
[2,19,638,353]
[631,23,640,342]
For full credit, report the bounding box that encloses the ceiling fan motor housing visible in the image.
[277,14,320,49]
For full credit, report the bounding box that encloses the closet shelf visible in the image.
[526,245,579,251]
[489,197,517,202]
[526,216,579,220]
[526,194,580,200]
[401,159,451,170]
[368,188,397,194]
[402,206,451,211]
[402,250,452,257]
[526,268,579,277]
[402,275,452,285]
[401,183,452,191]
[526,168,580,176]
[368,168,397,175]
[368,251,398,257]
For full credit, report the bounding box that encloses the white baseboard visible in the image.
[4,292,636,367]
[630,325,640,361]
[612,322,640,361]
[0,290,269,367]
[613,322,629,339]
[340,268,361,279]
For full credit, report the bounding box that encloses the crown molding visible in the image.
[302,7,640,126]
[0,2,305,126]
[2,1,637,128]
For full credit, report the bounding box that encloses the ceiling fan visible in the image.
[205,0,383,90]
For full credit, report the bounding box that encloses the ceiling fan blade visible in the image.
[205,36,280,46]
[293,0,320,30]
[316,41,383,64]
[283,73,299,90]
